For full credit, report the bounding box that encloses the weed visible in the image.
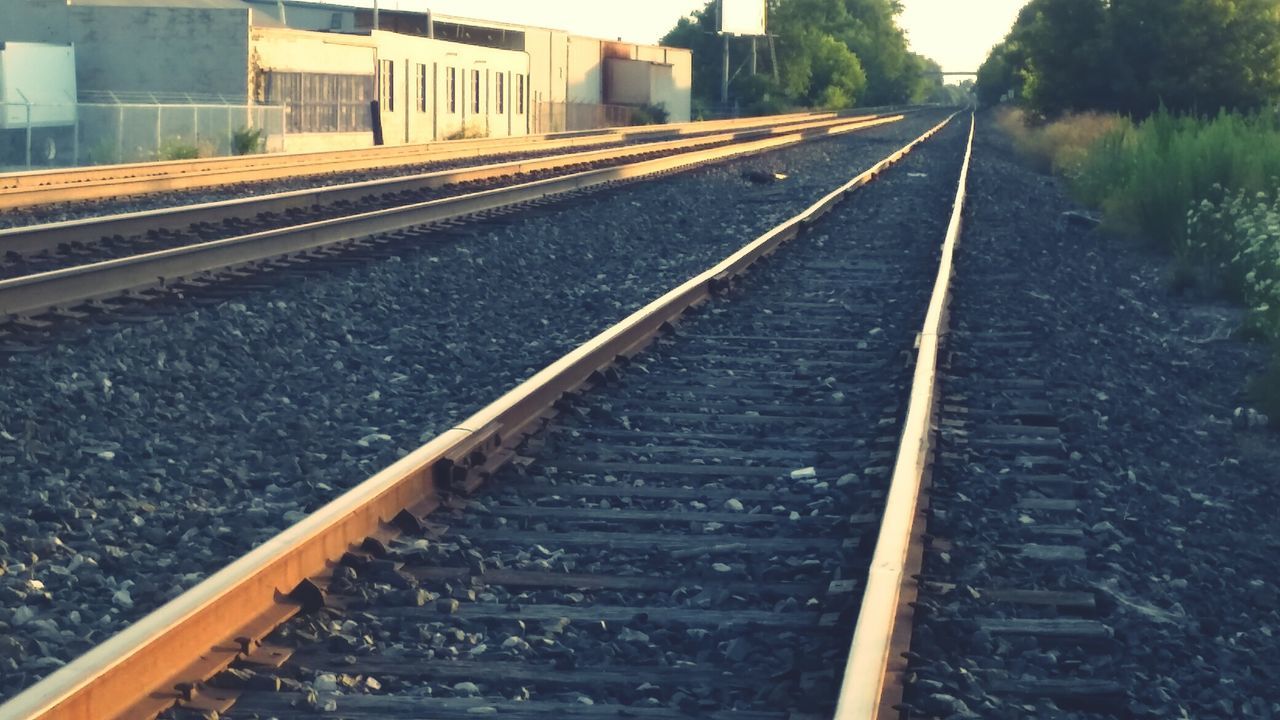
[231,126,265,155]
[158,138,199,160]
[995,108,1125,177]
[443,125,487,140]
[629,103,670,126]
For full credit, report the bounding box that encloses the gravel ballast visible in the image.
[905,115,1280,718]
[175,111,973,719]
[0,112,910,230]
[0,111,949,701]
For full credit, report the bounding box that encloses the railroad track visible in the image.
[0,111,862,211]
[0,111,913,330]
[0,110,974,719]
[901,259,1122,714]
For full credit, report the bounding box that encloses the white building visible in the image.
[0,0,692,153]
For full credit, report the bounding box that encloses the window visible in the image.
[516,74,525,114]
[471,69,481,114]
[446,67,457,114]
[379,59,395,112]
[329,12,343,29]
[416,63,427,113]
[495,72,504,114]
[264,71,374,134]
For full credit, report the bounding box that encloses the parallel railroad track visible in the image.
[0,111,913,330]
[0,110,976,720]
[0,111,867,211]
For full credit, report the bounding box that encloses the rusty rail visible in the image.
[0,112,960,720]
[0,114,906,321]
[833,111,976,719]
[0,111,844,209]
[0,112,901,258]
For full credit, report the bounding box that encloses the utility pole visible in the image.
[719,0,729,105]
[373,0,380,30]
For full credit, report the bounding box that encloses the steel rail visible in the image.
[0,111,960,720]
[0,112,899,258]
[0,111,843,209]
[0,114,907,321]
[833,111,976,720]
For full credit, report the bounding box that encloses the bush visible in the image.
[629,103,670,126]
[1000,106,1280,425]
[158,138,199,160]
[443,125,487,140]
[1071,109,1280,252]
[231,126,265,155]
[1060,108,1280,422]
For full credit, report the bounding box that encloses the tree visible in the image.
[1109,0,1280,115]
[976,0,1280,117]
[661,0,937,112]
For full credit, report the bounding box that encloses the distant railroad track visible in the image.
[0,111,972,720]
[0,111,868,211]
[0,111,910,327]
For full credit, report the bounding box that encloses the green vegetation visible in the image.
[443,125,487,141]
[978,0,1280,118]
[983,0,1280,424]
[1187,183,1280,420]
[661,0,949,114]
[629,103,671,126]
[158,138,200,160]
[995,108,1123,176]
[1002,109,1280,423]
[231,126,266,156]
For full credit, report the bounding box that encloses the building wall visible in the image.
[252,25,374,74]
[0,2,250,99]
[371,30,528,143]
[0,0,72,42]
[604,58,653,107]
[565,36,602,104]
[663,48,692,122]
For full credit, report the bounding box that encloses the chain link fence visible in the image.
[1,98,285,170]
[532,101,636,134]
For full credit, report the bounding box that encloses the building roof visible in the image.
[67,0,246,8]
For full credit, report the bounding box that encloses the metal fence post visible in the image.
[25,102,32,168]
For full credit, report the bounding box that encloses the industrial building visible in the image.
[0,0,692,156]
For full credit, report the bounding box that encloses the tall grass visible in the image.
[1073,110,1280,255]
[1000,108,1280,424]
[996,108,1125,177]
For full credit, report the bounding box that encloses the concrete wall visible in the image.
[0,4,251,98]
[252,25,374,74]
[566,36,601,104]
[371,30,527,143]
[0,0,72,43]
[0,2,250,98]
[604,58,653,107]
[522,27,569,108]
[662,48,692,122]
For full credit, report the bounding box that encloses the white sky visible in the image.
[352,0,1028,72]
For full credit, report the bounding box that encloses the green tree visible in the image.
[661,0,936,112]
[1109,0,1280,115]
[977,0,1280,117]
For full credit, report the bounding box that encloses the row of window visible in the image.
[379,60,527,117]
